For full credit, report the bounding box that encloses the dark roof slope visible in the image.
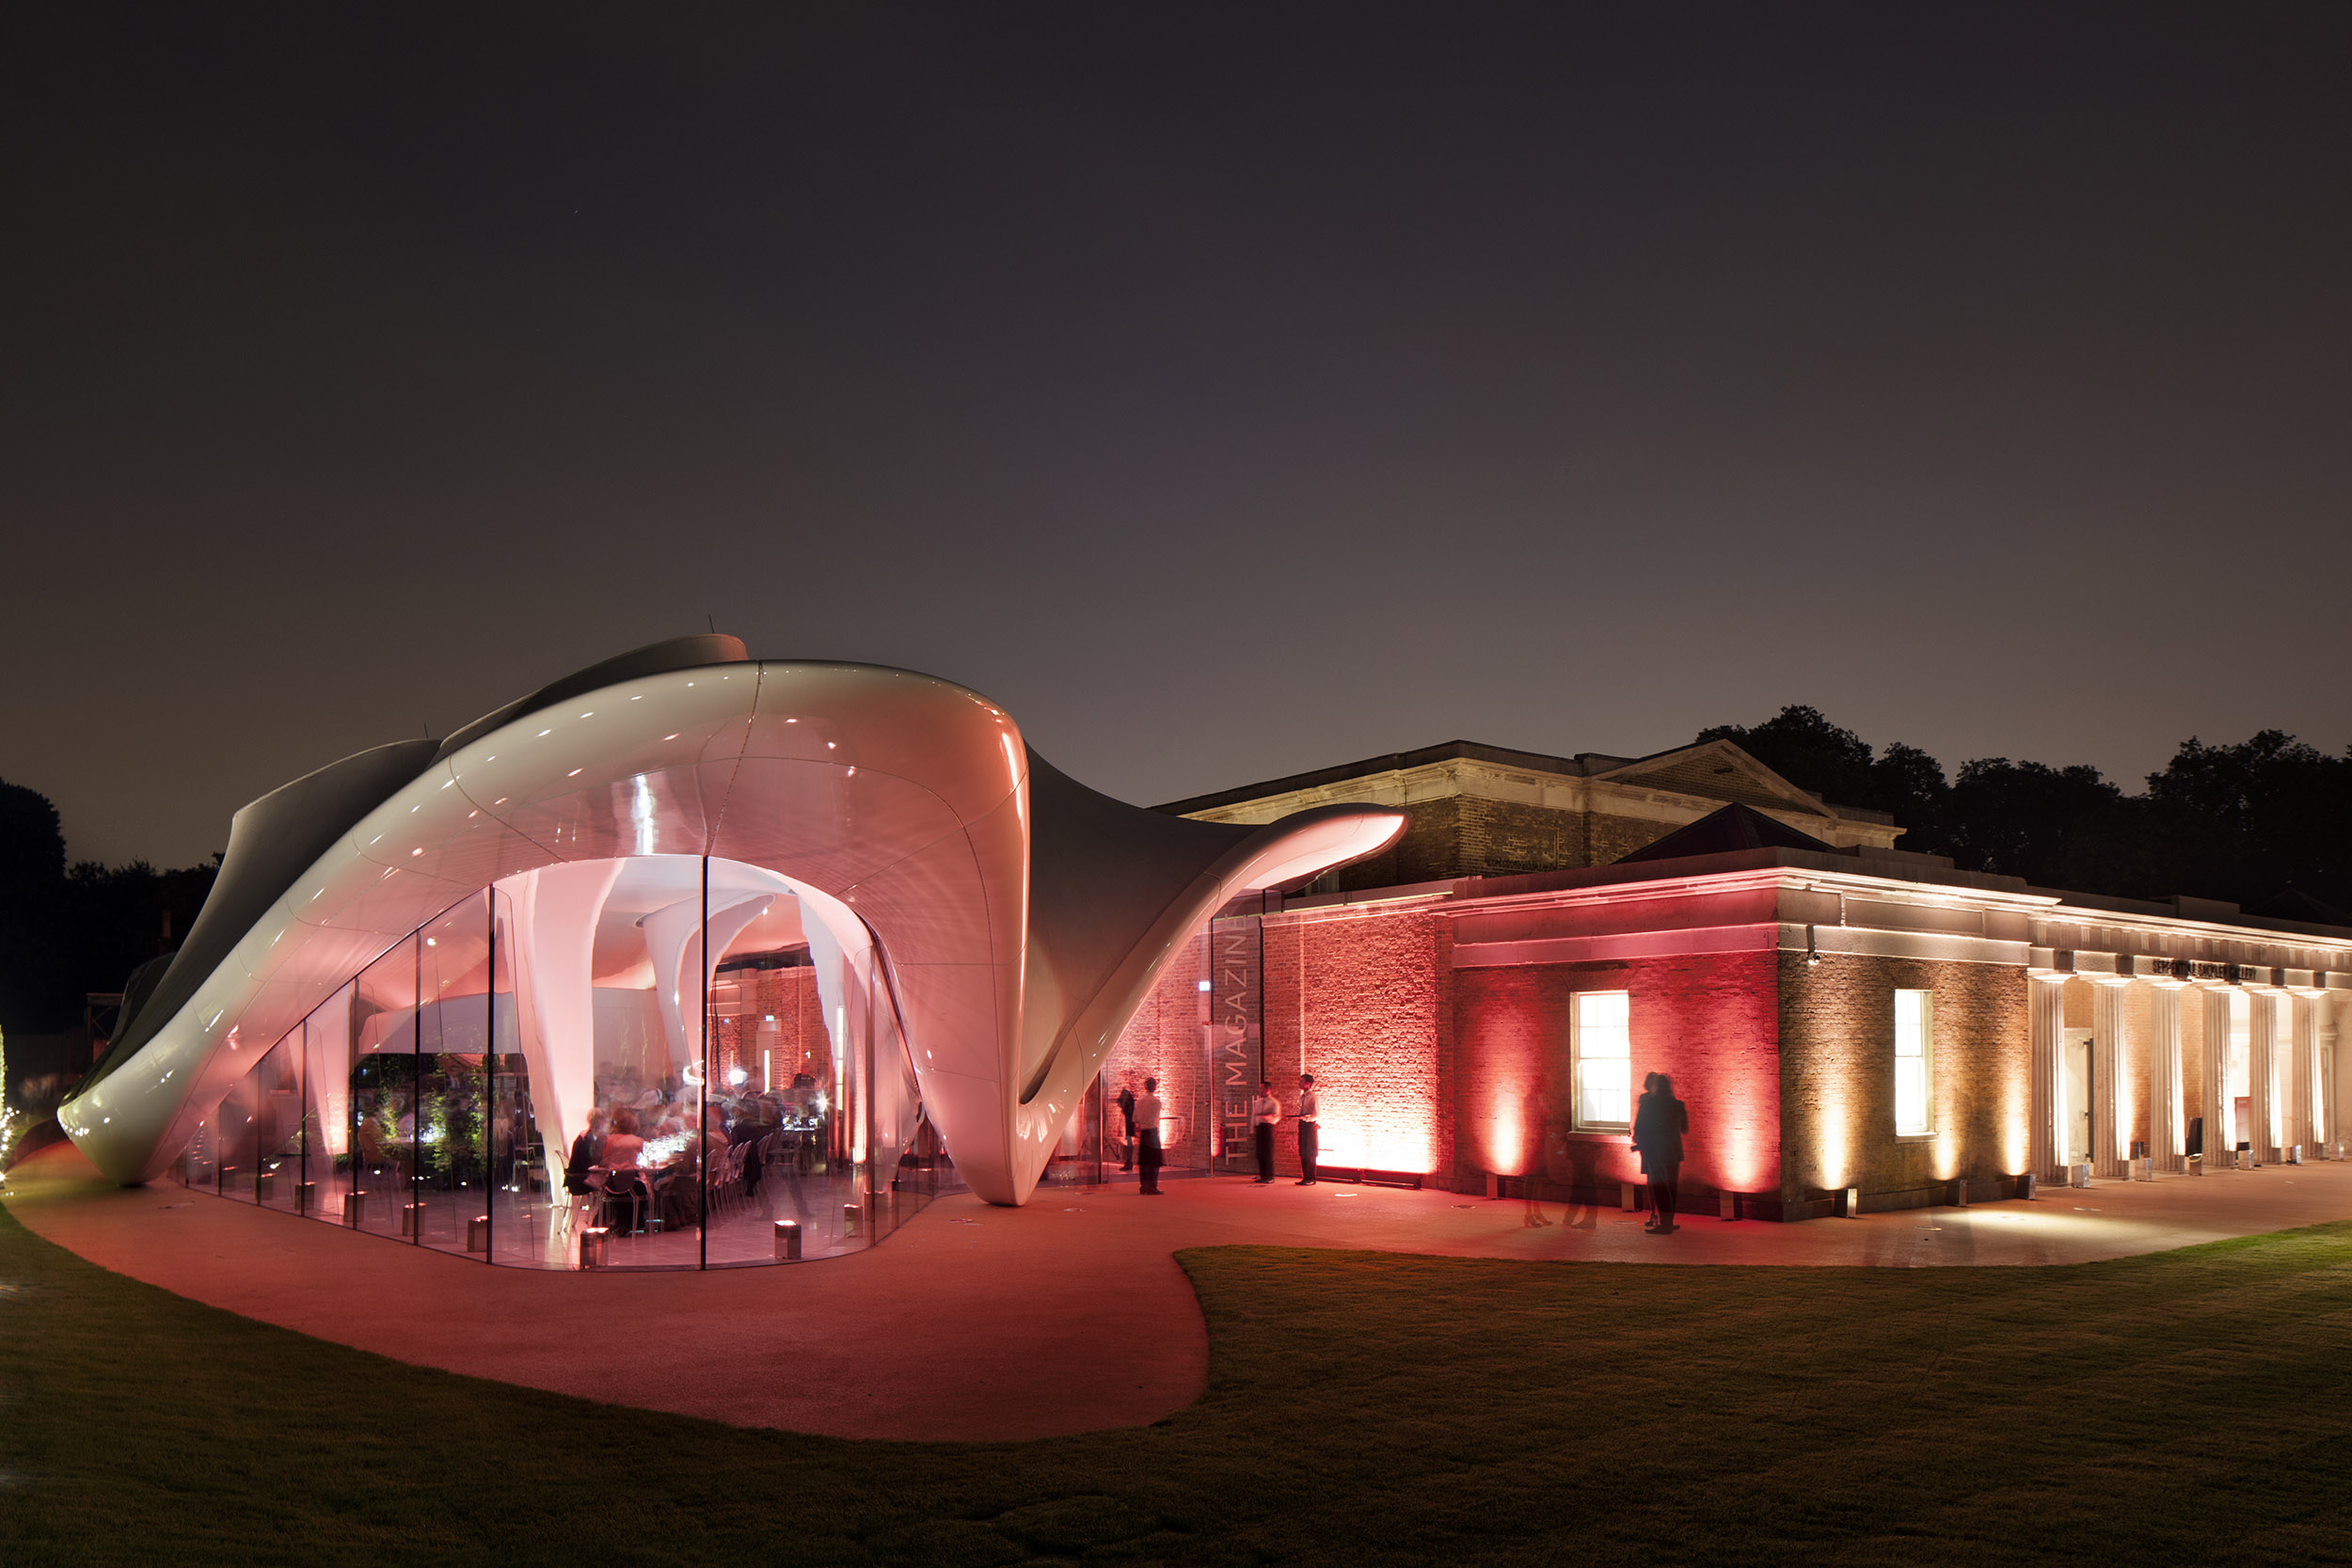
[1613,802,1836,863]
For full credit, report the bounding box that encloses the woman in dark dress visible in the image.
[1631,1073,1690,1234]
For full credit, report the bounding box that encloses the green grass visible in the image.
[6,1200,2352,1567]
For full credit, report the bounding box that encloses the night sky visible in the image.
[5,7,2347,867]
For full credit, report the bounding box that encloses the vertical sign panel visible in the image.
[1209,915,1262,1171]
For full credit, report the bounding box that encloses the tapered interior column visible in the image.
[2029,976,2065,1182]
[2249,990,2279,1163]
[2147,983,2185,1171]
[2090,982,2126,1178]
[2201,987,2230,1166]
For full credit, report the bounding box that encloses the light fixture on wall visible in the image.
[1805,926,1822,967]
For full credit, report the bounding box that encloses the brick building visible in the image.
[1103,741,2352,1218]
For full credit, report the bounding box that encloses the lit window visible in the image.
[1895,989,1933,1136]
[1572,990,1631,1129]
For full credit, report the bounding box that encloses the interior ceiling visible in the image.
[583,856,812,989]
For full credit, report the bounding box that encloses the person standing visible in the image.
[1116,1073,1138,1172]
[1293,1073,1321,1185]
[1136,1077,1165,1195]
[1249,1079,1280,1182]
[1632,1071,1689,1234]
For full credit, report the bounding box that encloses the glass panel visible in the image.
[172,853,964,1271]
[216,1049,264,1200]
[302,983,356,1227]
[489,885,558,1268]
[350,934,420,1242]
[418,893,493,1257]
[1575,991,1630,1127]
[254,1033,304,1213]
[178,1099,220,1189]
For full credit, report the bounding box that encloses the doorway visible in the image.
[2061,1027,2093,1165]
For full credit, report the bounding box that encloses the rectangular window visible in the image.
[1894,989,1933,1136]
[1572,990,1631,1129]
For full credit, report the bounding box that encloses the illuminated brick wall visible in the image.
[1102,930,1215,1166]
[1263,907,1449,1176]
[1451,950,1781,1199]
[1778,953,2028,1203]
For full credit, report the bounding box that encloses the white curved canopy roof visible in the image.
[60,656,1402,1205]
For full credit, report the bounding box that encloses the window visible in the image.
[1894,989,1933,1136]
[1572,990,1631,1129]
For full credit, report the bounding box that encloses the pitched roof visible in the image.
[1612,801,1837,864]
[1592,738,1843,819]
[1156,736,1893,825]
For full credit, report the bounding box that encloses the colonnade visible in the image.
[2029,973,2339,1184]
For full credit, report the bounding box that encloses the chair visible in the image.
[600,1166,650,1236]
[713,1142,748,1222]
[562,1167,606,1244]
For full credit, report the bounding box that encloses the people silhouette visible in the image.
[1632,1071,1689,1234]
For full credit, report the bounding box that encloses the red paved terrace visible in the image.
[12,1138,2352,1442]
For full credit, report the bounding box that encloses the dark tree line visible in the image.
[0,777,219,1036]
[1698,707,2352,920]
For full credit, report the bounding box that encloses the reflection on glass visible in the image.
[417,894,491,1256]
[254,1035,302,1212]
[217,1052,262,1201]
[167,854,961,1268]
[351,935,420,1241]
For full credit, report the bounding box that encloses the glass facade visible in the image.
[173,856,957,1268]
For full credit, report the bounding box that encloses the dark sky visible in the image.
[5,6,2347,867]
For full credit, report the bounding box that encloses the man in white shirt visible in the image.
[1136,1077,1165,1195]
[1294,1073,1321,1185]
[1248,1079,1281,1183]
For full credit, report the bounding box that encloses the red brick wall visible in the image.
[1451,950,1782,1198]
[1271,908,1447,1176]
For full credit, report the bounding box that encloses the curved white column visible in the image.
[503,859,624,1191]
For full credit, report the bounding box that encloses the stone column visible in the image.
[2201,988,2231,1167]
[2248,990,2279,1163]
[2146,983,2185,1172]
[2321,994,2340,1157]
[2286,993,2314,1160]
[2029,976,2066,1183]
[2090,982,2127,1178]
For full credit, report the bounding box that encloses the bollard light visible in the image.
[579,1227,609,1270]
[774,1219,803,1261]
[467,1214,490,1253]
[843,1201,862,1238]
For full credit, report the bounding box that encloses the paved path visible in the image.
[9,1142,2350,1441]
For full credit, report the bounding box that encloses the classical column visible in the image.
[2285,993,2313,1159]
[2029,976,2066,1182]
[2090,982,2127,1178]
[2146,983,2185,1172]
[2201,988,2231,1168]
[2321,994,2340,1158]
[2248,990,2279,1163]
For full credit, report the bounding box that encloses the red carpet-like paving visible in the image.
[9,1140,2351,1441]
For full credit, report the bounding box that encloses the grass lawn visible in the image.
[6,1200,2352,1566]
